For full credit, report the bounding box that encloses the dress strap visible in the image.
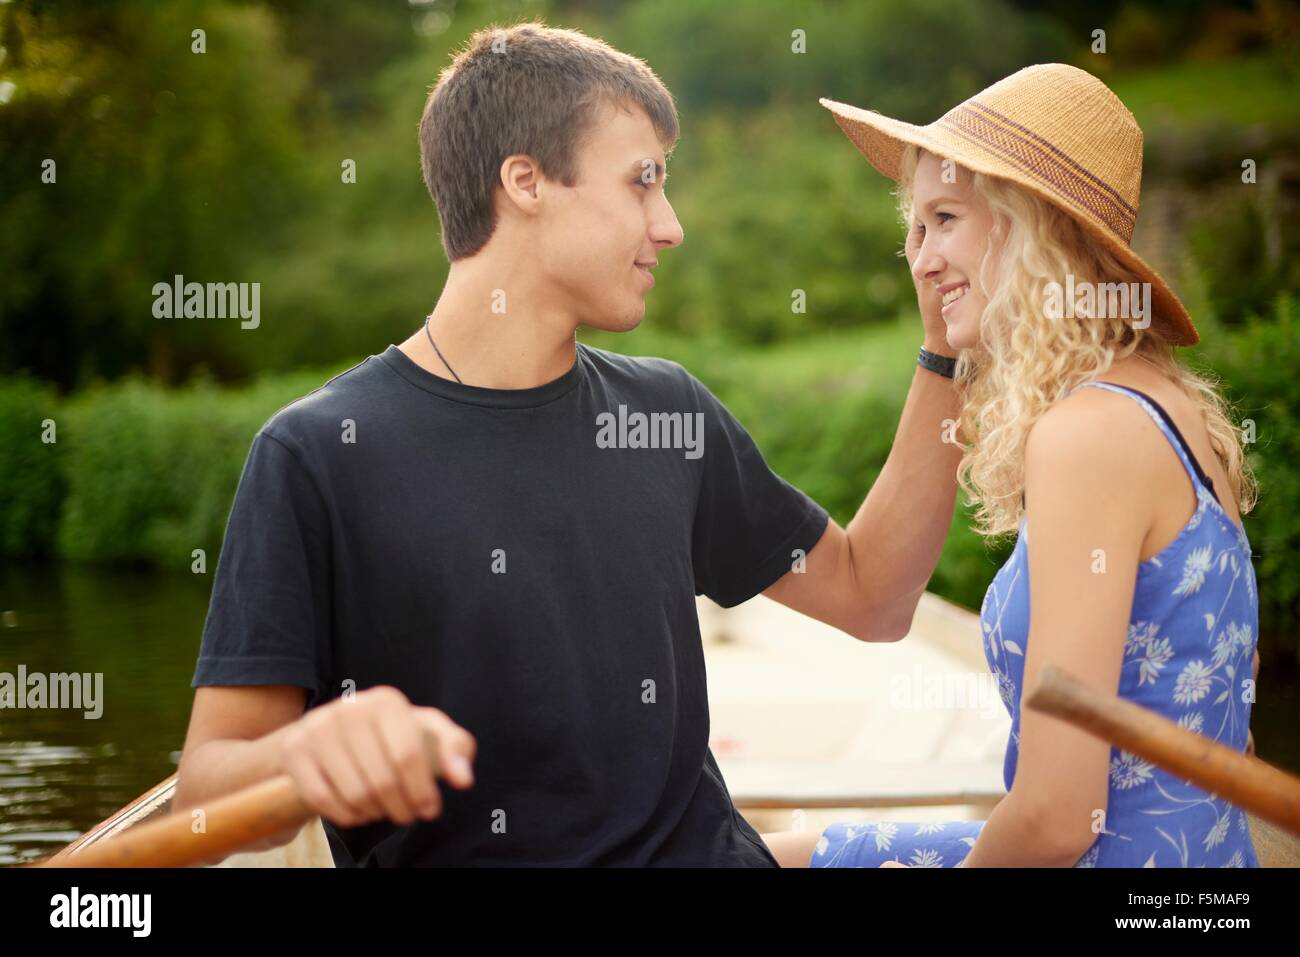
[1068,381,1219,499]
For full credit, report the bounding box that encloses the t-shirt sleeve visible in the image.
[687,374,829,608]
[192,429,331,708]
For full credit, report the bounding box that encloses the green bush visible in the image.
[54,369,343,568]
[0,375,65,556]
[1186,183,1300,328]
[1192,295,1300,665]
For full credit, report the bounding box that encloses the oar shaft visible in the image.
[1026,664,1300,838]
[41,727,443,868]
[45,774,309,868]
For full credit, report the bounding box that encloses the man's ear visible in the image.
[499,154,542,214]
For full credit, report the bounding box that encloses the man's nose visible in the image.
[651,196,685,250]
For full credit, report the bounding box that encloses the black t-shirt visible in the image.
[192,342,829,866]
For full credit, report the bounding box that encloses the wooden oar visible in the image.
[1025,664,1300,838]
[34,731,442,868]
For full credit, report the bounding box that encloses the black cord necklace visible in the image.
[423,315,462,384]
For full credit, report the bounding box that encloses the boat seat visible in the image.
[725,759,1007,810]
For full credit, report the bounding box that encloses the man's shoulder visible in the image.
[258,354,387,453]
[577,343,705,404]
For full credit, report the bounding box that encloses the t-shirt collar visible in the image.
[378,343,585,409]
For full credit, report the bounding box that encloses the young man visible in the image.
[174,22,960,867]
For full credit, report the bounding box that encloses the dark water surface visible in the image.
[0,561,205,865]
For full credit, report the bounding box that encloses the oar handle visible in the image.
[1025,664,1300,838]
[41,727,443,868]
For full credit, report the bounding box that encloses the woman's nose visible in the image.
[910,237,944,284]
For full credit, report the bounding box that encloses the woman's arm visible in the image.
[960,391,1160,866]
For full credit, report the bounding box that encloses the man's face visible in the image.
[535,102,684,332]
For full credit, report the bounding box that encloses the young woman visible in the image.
[763,64,1261,867]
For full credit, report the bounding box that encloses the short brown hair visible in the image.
[419,22,680,261]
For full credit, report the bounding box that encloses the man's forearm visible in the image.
[173,724,292,814]
[172,724,303,853]
[844,351,962,612]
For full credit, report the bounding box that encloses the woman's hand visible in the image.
[880,860,909,867]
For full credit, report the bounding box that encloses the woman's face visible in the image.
[905,152,998,351]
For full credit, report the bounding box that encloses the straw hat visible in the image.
[819,63,1198,347]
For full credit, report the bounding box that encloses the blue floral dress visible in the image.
[811,381,1259,867]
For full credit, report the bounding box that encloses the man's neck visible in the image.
[399,255,579,390]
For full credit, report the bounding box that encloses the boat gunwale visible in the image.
[42,774,177,863]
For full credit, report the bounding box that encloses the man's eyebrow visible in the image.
[629,159,667,183]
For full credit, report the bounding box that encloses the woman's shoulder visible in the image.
[1026,382,1168,481]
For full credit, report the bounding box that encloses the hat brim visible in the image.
[818,97,1198,348]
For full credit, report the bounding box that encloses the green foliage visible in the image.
[0,0,317,387]
[4,2,1297,380]
[643,107,914,343]
[0,375,64,556]
[52,367,345,567]
[1110,51,1300,127]
[597,0,1072,120]
[1190,295,1300,665]
[1186,181,1300,328]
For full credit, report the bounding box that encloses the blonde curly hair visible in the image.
[897,144,1258,541]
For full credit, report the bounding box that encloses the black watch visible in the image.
[918,347,957,379]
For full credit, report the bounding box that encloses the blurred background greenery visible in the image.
[1,0,1299,815]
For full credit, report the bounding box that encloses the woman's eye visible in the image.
[936,211,955,224]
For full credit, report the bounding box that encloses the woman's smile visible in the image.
[940,282,970,319]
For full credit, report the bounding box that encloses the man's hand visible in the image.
[903,219,954,356]
[277,685,476,829]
